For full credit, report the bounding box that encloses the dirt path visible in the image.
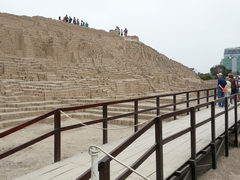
[0,120,134,180]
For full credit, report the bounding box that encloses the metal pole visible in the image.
[89,146,100,180]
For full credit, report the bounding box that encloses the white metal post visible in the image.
[89,146,100,180]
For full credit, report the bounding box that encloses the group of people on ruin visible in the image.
[59,15,89,27]
[115,26,128,37]
[58,16,130,35]
[217,73,240,107]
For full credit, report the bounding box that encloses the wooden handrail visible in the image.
[77,93,239,180]
[0,110,55,138]
[0,87,217,164]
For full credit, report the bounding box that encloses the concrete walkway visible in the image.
[15,105,239,180]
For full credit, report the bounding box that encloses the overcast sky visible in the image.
[1,0,240,73]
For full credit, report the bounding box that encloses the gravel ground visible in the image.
[199,147,240,180]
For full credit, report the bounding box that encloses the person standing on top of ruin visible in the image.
[73,17,76,24]
[115,26,120,35]
[81,20,84,26]
[77,18,80,25]
[69,16,72,23]
[64,15,68,22]
[120,29,123,36]
[85,22,89,27]
[124,28,128,36]
[58,16,61,21]
[217,73,227,107]
[118,27,120,35]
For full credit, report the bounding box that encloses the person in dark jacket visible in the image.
[217,73,227,107]
[228,73,237,103]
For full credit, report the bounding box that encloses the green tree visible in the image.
[210,65,231,77]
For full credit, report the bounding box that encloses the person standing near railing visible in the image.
[236,75,240,101]
[217,73,227,107]
[228,73,238,104]
[225,77,231,101]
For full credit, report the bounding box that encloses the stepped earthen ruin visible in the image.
[0,13,217,179]
[0,13,214,128]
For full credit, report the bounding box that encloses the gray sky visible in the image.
[1,0,240,73]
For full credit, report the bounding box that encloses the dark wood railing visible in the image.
[76,93,240,180]
[0,88,216,165]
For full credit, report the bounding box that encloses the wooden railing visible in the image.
[0,88,216,164]
[76,93,240,180]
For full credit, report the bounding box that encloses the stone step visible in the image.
[0,110,47,121]
[85,108,171,116]
[0,113,85,130]
[0,116,51,129]
[88,105,164,113]
[79,96,186,105]
[0,95,43,102]
[0,104,70,113]
[69,110,157,121]
[0,100,62,108]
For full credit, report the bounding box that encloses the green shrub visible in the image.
[198,73,215,80]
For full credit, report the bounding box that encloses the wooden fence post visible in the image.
[186,92,190,115]
[214,89,217,100]
[197,91,200,111]
[210,102,217,169]
[103,105,108,144]
[224,98,229,157]
[54,110,61,162]
[173,95,177,120]
[134,100,139,132]
[155,117,163,180]
[234,95,238,147]
[190,107,196,180]
[206,90,209,108]
[156,97,160,116]
[99,161,110,180]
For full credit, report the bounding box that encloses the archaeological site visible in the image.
[0,13,217,180]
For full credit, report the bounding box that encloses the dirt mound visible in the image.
[0,13,210,99]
